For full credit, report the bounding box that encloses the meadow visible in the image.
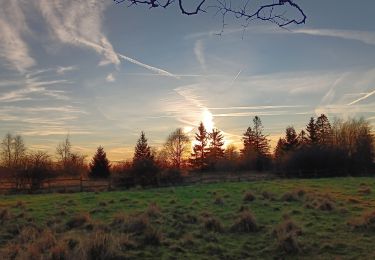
[0,177,375,259]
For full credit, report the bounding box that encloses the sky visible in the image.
[0,0,375,161]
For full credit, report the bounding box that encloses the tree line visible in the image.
[0,114,374,189]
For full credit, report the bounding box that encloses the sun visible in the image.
[202,108,214,132]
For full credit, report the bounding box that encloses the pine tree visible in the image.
[297,130,309,147]
[252,116,270,155]
[306,117,318,145]
[284,126,299,151]
[241,126,256,157]
[207,128,225,168]
[274,137,286,161]
[133,131,153,163]
[191,122,209,170]
[316,114,332,146]
[241,116,270,157]
[89,146,111,178]
[132,131,158,186]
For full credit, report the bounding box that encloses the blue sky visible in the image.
[0,0,375,161]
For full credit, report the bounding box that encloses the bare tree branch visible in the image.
[114,0,306,29]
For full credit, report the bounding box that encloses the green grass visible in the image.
[1,177,375,259]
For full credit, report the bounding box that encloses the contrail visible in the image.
[348,89,375,105]
[229,69,242,86]
[117,53,180,79]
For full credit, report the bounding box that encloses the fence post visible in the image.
[48,180,51,193]
[108,178,111,191]
[80,176,83,192]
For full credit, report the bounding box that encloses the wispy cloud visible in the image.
[194,40,207,70]
[38,0,120,66]
[293,28,375,46]
[57,65,78,75]
[0,2,35,72]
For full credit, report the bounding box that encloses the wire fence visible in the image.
[0,172,276,194]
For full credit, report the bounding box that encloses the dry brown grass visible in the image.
[281,188,306,202]
[348,210,375,231]
[358,186,371,195]
[201,215,223,233]
[80,231,120,259]
[243,191,256,202]
[143,227,163,246]
[66,212,91,229]
[273,217,302,254]
[214,197,224,206]
[146,202,161,218]
[230,210,257,233]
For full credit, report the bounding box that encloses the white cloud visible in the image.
[0,1,35,72]
[38,0,120,66]
[106,73,115,82]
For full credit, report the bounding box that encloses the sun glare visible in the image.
[202,108,214,132]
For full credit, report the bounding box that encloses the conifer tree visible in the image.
[297,130,309,147]
[306,117,318,145]
[316,114,332,145]
[89,146,111,178]
[284,126,299,151]
[207,128,225,168]
[274,137,286,161]
[191,122,209,170]
[132,131,158,186]
[133,131,153,163]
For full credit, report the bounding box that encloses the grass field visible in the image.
[0,177,375,259]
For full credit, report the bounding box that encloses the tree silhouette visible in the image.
[241,116,270,170]
[297,129,308,147]
[191,122,209,170]
[316,114,332,146]
[114,0,306,29]
[284,126,299,152]
[164,128,191,168]
[133,131,153,163]
[89,146,111,178]
[306,117,318,145]
[0,133,26,169]
[207,128,225,169]
[132,131,158,186]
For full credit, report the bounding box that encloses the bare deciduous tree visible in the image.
[164,128,191,168]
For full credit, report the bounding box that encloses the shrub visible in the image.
[231,210,257,233]
[243,191,256,202]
